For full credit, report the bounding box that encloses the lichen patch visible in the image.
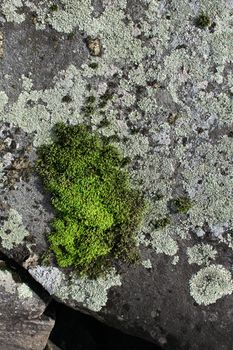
[0,32,4,57]
[189,265,233,305]
[0,208,29,250]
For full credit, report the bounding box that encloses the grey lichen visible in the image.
[17,283,33,299]
[0,32,4,57]
[0,91,8,112]
[142,259,152,269]
[29,266,121,312]
[0,269,17,294]
[1,0,25,24]
[0,0,233,308]
[0,161,6,188]
[189,265,233,305]
[172,256,180,265]
[0,66,86,146]
[150,230,178,257]
[0,208,29,250]
[187,244,217,266]
[0,268,32,299]
[58,269,122,312]
[29,266,64,295]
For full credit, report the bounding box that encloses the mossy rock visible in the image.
[36,123,146,277]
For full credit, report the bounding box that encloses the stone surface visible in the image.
[45,340,61,350]
[0,263,54,350]
[0,1,233,349]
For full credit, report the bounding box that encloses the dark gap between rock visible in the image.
[0,251,161,350]
[45,300,162,350]
[0,250,51,304]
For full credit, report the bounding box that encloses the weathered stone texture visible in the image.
[0,265,54,350]
[0,0,233,349]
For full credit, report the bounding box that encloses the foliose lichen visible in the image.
[29,265,121,312]
[0,208,29,250]
[189,265,233,305]
[187,243,217,266]
[0,268,33,299]
[1,0,25,24]
[142,259,152,269]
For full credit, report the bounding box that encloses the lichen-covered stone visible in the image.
[0,0,233,348]
[0,268,54,350]
[29,266,121,312]
[0,208,29,250]
[187,243,217,266]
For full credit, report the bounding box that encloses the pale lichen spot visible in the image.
[142,259,152,269]
[151,230,178,257]
[187,244,217,266]
[189,265,233,305]
[1,0,25,24]
[29,266,121,312]
[0,91,8,113]
[17,283,33,299]
[0,269,16,294]
[0,208,29,250]
[0,32,4,57]
[172,256,180,265]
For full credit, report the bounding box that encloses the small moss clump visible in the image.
[98,92,114,109]
[153,217,170,230]
[50,4,59,12]
[82,95,97,117]
[86,95,96,104]
[89,62,99,69]
[98,117,111,128]
[169,197,193,214]
[62,95,72,103]
[195,13,211,29]
[67,32,75,40]
[36,123,146,277]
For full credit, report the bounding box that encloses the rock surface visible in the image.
[0,1,233,349]
[0,262,54,350]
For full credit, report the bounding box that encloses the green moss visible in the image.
[98,117,111,128]
[169,197,193,214]
[36,123,146,277]
[67,32,75,40]
[50,4,59,12]
[152,217,170,229]
[81,95,97,117]
[89,62,99,69]
[61,95,72,103]
[195,13,211,29]
[86,95,96,104]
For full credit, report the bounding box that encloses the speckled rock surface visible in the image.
[0,263,54,350]
[0,1,233,349]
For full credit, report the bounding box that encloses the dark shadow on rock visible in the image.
[46,300,162,350]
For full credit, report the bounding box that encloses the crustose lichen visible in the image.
[189,265,233,305]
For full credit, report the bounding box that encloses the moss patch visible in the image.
[195,13,211,29]
[168,197,193,214]
[36,123,146,277]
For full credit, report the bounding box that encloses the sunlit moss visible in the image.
[36,123,146,277]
